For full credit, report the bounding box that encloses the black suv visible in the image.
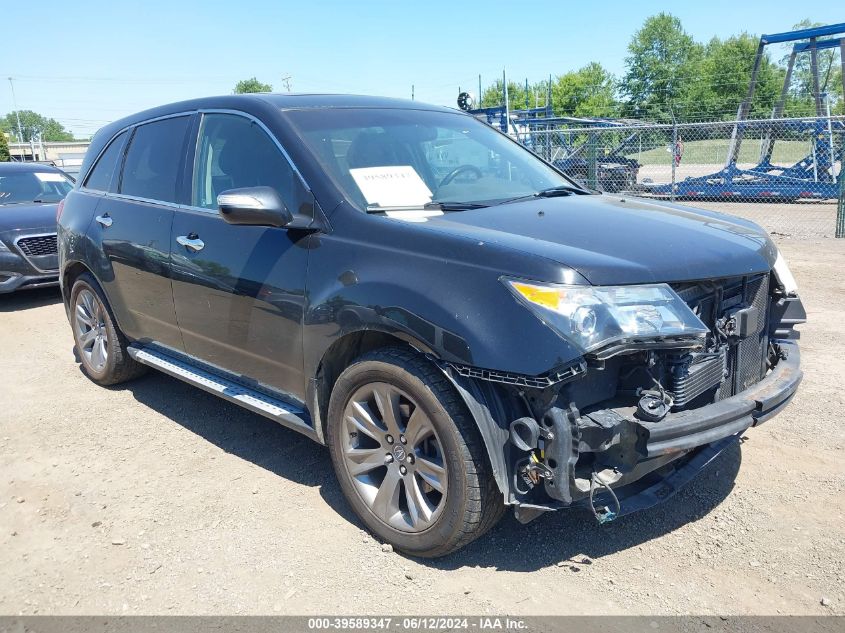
[1,162,73,293]
[58,95,805,557]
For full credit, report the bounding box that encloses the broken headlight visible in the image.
[504,278,708,354]
[772,250,798,296]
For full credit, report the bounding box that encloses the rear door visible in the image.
[90,114,192,349]
[170,112,311,398]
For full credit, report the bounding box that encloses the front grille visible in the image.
[672,273,770,401]
[17,234,58,257]
[734,274,769,392]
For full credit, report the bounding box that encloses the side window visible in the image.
[120,116,190,203]
[192,113,296,210]
[84,131,127,192]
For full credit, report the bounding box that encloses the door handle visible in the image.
[95,214,113,228]
[176,234,205,253]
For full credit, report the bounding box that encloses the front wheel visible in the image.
[327,348,504,557]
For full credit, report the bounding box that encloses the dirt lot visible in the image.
[1,237,844,616]
[634,164,840,240]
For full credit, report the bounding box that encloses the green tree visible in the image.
[680,34,784,120]
[1,111,74,142]
[233,77,273,94]
[551,63,618,117]
[0,132,9,161]
[479,80,531,110]
[779,20,843,116]
[832,66,844,114]
[477,65,619,118]
[621,13,703,121]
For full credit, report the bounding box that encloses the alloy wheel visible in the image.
[74,288,109,372]
[341,382,448,532]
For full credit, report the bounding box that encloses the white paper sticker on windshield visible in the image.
[384,209,444,223]
[34,172,66,183]
[349,166,432,208]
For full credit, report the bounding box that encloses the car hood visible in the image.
[0,202,59,234]
[421,194,777,285]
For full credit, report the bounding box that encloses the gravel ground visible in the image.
[634,164,841,240]
[691,200,839,240]
[1,239,843,616]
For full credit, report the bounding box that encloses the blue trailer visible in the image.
[643,23,845,201]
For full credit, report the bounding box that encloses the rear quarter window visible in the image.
[120,116,191,203]
[84,131,128,192]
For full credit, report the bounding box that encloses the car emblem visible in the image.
[392,444,407,462]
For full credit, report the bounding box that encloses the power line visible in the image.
[8,77,25,143]
[1,74,233,85]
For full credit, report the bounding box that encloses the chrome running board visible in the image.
[128,345,317,441]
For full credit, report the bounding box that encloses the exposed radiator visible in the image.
[667,349,727,408]
[671,273,771,404]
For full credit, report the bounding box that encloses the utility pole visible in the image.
[280,75,292,92]
[411,85,414,101]
[8,77,25,158]
[503,69,509,135]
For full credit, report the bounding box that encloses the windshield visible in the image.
[287,108,580,211]
[0,170,74,205]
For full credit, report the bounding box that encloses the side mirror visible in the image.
[217,186,295,228]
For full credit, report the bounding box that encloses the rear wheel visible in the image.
[327,347,504,557]
[70,273,146,386]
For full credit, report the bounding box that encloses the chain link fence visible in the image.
[516,116,845,239]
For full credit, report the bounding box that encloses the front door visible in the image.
[170,112,311,398]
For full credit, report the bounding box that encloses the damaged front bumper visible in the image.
[536,340,801,519]
[447,338,801,525]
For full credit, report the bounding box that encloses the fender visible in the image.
[305,317,520,503]
[301,239,583,462]
[303,271,584,382]
[305,322,440,444]
[57,193,100,313]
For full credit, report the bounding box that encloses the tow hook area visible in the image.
[507,408,622,524]
[508,407,584,507]
[509,417,555,489]
[507,404,647,524]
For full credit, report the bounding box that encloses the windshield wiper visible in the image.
[497,185,587,205]
[424,201,488,211]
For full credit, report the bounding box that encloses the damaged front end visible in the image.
[445,271,805,524]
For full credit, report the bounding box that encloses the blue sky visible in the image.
[3,0,843,137]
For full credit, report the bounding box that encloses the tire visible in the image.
[327,347,505,557]
[69,273,146,386]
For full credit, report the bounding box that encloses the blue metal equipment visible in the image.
[644,23,845,201]
[460,83,642,192]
